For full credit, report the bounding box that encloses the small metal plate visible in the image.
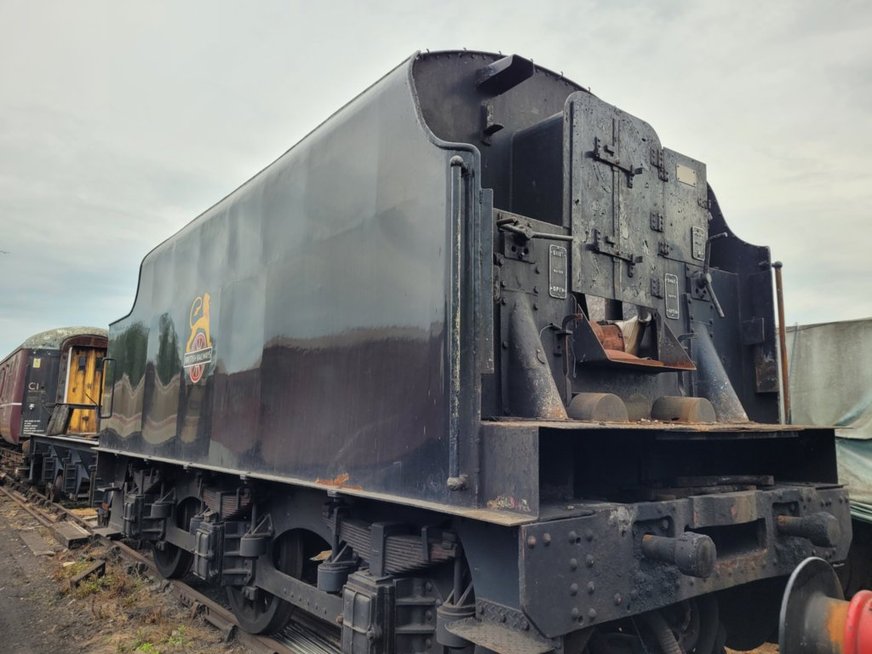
[548,245,567,299]
[676,163,698,186]
[691,226,706,261]
[665,273,680,320]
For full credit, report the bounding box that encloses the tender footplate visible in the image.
[519,486,851,638]
[445,618,554,654]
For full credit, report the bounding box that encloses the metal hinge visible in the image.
[590,228,644,277]
[593,137,643,188]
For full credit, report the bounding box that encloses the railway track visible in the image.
[0,477,340,654]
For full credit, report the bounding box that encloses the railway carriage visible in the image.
[96,51,862,653]
[0,327,107,500]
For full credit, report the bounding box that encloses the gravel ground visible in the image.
[0,490,249,654]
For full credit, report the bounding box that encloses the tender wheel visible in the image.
[153,498,197,579]
[584,598,724,654]
[47,472,64,503]
[227,528,326,635]
[227,582,294,635]
[671,596,723,654]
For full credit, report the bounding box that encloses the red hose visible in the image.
[844,590,872,654]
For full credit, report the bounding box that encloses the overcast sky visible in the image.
[1,0,870,355]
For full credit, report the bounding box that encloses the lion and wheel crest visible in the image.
[183,293,213,383]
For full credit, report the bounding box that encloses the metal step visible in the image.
[42,458,56,484]
[63,463,78,495]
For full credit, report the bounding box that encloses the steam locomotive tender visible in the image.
[97,51,852,653]
[0,327,107,500]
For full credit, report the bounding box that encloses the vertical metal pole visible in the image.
[773,261,791,423]
[447,155,466,491]
[63,346,73,403]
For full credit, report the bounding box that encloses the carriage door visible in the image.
[22,352,57,434]
[63,346,103,435]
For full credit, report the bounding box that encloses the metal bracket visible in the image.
[589,228,644,277]
[593,137,643,188]
[480,102,504,145]
[650,147,670,181]
[497,215,573,243]
[370,522,405,578]
[651,277,663,299]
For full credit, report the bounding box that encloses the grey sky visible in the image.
[1,0,870,355]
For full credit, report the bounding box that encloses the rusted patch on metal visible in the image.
[604,348,667,367]
[317,472,349,486]
[314,472,361,490]
[590,320,670,368]
[714,549,766,576]
[826,599,849,649]
[651,396,716,423]
[591,322,625,351]
[486,495,532,513]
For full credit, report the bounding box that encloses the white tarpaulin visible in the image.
[787,318,872,521]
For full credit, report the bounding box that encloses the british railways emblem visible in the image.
[183,293,213,383]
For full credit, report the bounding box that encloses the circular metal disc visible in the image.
[779,557,844,654]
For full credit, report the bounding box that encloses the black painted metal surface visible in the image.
[100,57,481,508]
[96,50,856,650]
[101,49,821,520]
[517,486,851,637]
